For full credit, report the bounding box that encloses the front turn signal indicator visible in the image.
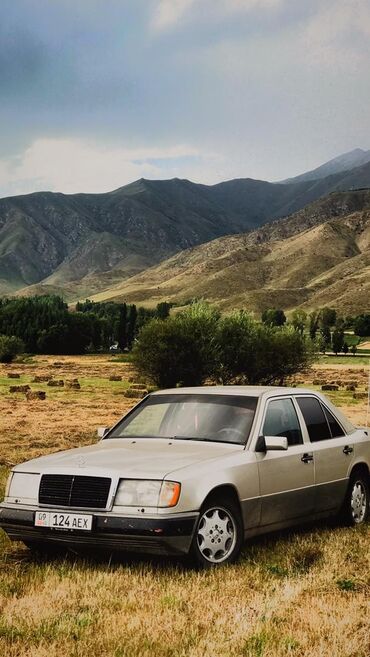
[159,481,181,508]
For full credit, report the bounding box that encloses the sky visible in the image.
[0,0,369,197]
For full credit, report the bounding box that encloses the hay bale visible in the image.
[321,384,339,391]
[9,385,31,393]
[26,390,46,401]
[32,375,51,383]
[130,383,147,390]
[124,389,148,399]
[109,375,122,381]
[353,392,368,400]
[47,379,64,387]
[65,379,81,390]
[7,373,20,379]
[346,384,356,391]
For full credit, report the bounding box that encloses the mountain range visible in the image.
[87,189,370,315]
[0,148,369,312]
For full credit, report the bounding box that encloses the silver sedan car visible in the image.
[1,386,369,567]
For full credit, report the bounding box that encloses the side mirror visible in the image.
[265,435,288,451]
[97,426,110,439]
[256,435,288,452]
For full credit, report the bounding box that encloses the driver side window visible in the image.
[263,398,303,446]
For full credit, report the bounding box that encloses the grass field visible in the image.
[0,355,369,657]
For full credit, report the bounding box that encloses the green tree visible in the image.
[290,309,307,334]
[332,329,344,355]
[320,307,337,328]
[156,302,171,320]
[117,304,127,351]
[132,303,219,388]
[214,311,256,384]
[127,305,138,349]
[320,325,331,353]
[0,335,24,363]
[309,311,320,340]
[353,314,370,337]
[342,342,349,355]
[261,308,286,326]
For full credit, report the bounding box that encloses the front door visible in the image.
[256,397,315,526]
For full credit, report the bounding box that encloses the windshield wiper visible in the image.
[172,435,243,445]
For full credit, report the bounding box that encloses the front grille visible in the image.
[39,475,111,509]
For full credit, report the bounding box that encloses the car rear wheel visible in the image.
[189,498,243,568]
[341,472,369,526]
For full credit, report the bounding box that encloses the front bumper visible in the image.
[0,505,198,555]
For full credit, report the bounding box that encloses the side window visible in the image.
[322,406,345,438]
[262,398,303,446]
[296,397,331,442]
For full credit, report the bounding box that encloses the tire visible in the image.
[189,497,243,569]
[340,471,369,526]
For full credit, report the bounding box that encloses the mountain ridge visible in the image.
[3,158,370,300]
[85,189,370,314]
[281,148,370,184]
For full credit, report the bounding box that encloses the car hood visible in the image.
[14,438,243,480]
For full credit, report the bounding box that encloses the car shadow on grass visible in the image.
[2,515,350,574]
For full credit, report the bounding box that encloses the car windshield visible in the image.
[107,394,258,445]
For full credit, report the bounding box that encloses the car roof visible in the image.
[151,386,315,397]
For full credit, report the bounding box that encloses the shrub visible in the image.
[132,303,220,388]
[0,335,24,363]
[133,303,315,388]
[214,311,258,383]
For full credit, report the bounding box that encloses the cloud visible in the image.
[151,0,285,31]
[303,0,370,66]
[151,0,197,31]
[0,138,216,197]
[0,0,369,193]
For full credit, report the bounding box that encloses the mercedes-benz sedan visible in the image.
[1,387,369,567]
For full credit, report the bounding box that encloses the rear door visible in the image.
[295,396,353,513]
[256,396,315,526]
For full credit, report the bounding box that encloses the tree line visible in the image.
[261,307,369,354]
[0,295,172,357]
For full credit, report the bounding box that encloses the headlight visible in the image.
[114,480,181,508]
[6,472,40,501]
[4,473,13,498]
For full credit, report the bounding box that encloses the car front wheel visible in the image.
[189,498,243,568]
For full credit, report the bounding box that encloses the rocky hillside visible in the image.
[3,159,370,299]
[88,190,370,314]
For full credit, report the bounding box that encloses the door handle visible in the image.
[301,453,314,463]
[343,445,353,455]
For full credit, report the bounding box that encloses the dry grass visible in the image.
[0,356,369,657]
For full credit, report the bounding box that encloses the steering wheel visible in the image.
[217,427,244,440]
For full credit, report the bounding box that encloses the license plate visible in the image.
[34,511,93,531]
